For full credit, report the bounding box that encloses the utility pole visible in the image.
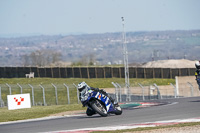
[121,17,131,101]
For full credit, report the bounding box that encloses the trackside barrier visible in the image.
[111,82,122,102]
[63,83,70,104]
[112,82,173,101]
[0,79,199,107]
[111,82,119,102]
[17,83,23,94]
[6,83,11,95]
[0,86,3,107]
[170,83,177,98]
[175,76,199,97]
[39,84,46,106]
[187,82,194,97]
[0,67,196,79]
[73,83,80,104]
[115,83,122,102]
[51,83,58,105]
[153,83,162,99]
[138,83,145,101]
[28,84,35,106]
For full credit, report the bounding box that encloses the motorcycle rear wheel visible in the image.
[90,100,108,117]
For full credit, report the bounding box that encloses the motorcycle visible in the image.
[80,89,122,117]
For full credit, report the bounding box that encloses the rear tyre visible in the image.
[90,100,108,117]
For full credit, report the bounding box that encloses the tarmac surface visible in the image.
[0,97,200,133]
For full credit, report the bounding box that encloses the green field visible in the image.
[0,104,83,122]
[0,78,175,88]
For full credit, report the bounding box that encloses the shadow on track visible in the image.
[189,100,200,102]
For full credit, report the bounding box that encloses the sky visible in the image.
[0,0,200,36]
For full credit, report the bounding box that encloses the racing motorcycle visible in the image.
[80,89,122,117]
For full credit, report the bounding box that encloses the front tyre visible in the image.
[90,100,108,117]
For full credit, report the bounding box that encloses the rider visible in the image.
[77,81,118,116]
[195,61,200,90]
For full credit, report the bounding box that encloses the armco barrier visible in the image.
[0,67,196,79]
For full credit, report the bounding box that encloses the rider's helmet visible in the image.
[77,82,89,92]
[195,61,200,70]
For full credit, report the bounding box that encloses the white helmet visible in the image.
[77,82,89,92]
[195,61,200,69]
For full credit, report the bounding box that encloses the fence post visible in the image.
[175,76,179,96]
[87,67,90,79]
[17,83,23,94]
[115,83,122,102]
[138,83,145,101]
[63,83,70,104]
[187,82,194,97]
[51,83,58,105]
[73,83,79,104]
[28,84,35,106]
[170,83,177,98]
[39,84,46,106]
[0,86,3,107]
[153,83,162,99]
[6,83,11,95]
[111,82,119,102]
[79,67,82,78]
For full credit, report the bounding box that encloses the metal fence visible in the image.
[0,83,79,107]
[111,79,199,102]
[0,77,199,107]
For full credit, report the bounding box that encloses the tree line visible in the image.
[22,50,62,67]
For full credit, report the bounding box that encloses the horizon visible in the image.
[1,29,200,38]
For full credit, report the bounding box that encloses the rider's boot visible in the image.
[113,101,119,107]
[110,96,119,107]
[86,108,96,116]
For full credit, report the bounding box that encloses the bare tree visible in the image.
[22,50,62,67]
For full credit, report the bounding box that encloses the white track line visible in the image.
[0,114,85,125]
[44,117,200,133]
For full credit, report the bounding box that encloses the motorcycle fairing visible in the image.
[93,91,115,112]
[81,89,116,113]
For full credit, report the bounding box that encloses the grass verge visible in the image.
[0,104,84,122]
[0,78,175,88]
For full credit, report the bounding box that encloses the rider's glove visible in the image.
[99,89,107,95]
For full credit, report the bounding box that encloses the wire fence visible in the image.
[111,78,199,102]
[0,76,199,107]
[0,83,79,107]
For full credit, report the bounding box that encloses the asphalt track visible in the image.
[1,97,200,133]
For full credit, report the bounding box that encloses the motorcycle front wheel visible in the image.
[90,100,108,117]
